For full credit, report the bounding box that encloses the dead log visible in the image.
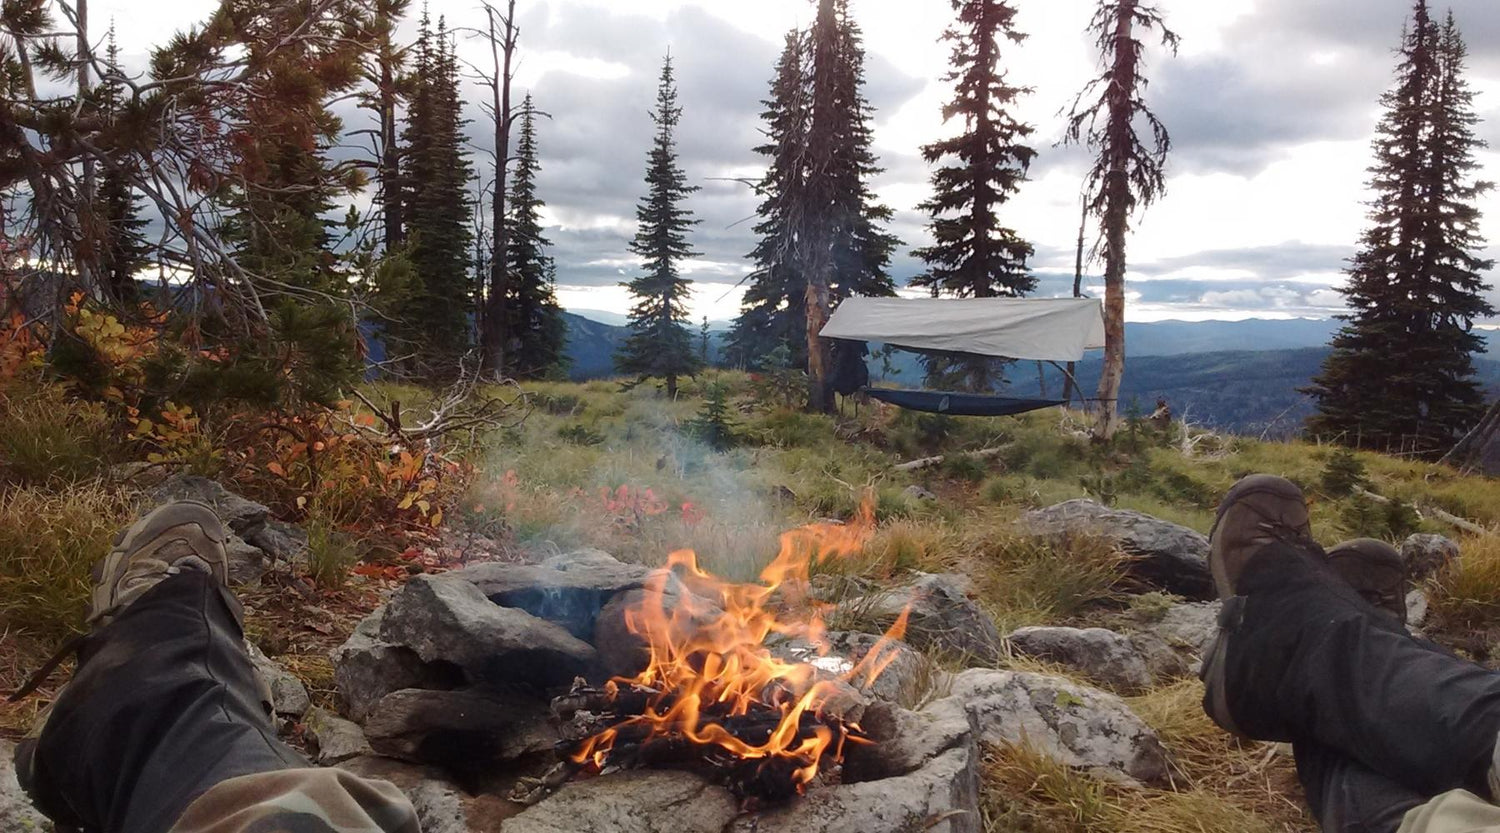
[1351,485,1486,536]
[893,445,1009,472]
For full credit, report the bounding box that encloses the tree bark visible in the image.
[480,0,517,378]
[1064,196,1087,405]
[76,0,99,299]
[380,41,402,249]
[1092,3,1137,442]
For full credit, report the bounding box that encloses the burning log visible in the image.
[541,499,908,806]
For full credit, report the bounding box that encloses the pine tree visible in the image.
[505,94,567,379]
[96,26,150,303]
[912,0,1036,392]
[828,0,900,304]
[1063,0,1179,439]
[1305,2,1494,455]
[219,2,364,298]
[726,31,810,370]
[615,56,703,397]
[731,1,899,394]
[400,15,474,369]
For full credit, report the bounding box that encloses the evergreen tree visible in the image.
[726,31,809,370]
[615,56,703,397]
[96,26,150,303]
[504,94,567,379]
[400,15,474,369]
[218,2,365,298]
[912,0,1036,392]
[730,1,899,392]
[1305,2,1494,455]
[1063,0,1178,439]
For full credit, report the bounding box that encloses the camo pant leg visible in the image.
[1396,789,1500,833]
[168,768,420,833]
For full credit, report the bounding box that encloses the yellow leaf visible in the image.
[416,499,431,515]
[397,493,416,510]
[430,509,443,528]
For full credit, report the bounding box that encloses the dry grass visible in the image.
[0,483,133,643]
[1426,532,1500,638]
[967,528,1126,632]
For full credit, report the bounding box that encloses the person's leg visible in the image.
[1202,476,1500,800]
[13,502,418,833]
[1295,740,1427,833]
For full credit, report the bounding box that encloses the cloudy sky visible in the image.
[104,0,1500,323]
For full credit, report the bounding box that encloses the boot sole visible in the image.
[1208,475,1307,598]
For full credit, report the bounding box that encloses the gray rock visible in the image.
[1019,500,1213,599]
[1006,626,1154,693]
[902,485,938,503]
[845,697,978,783]
[246,642,311,719]
[246,519,310,567]
[1407,589,1430,630]
[852,573,1004,664]
[827,631,930,707]
[0,740,49,832]
[226,534,269,586]
[148,475,269,538]
[728,746,981,833]
[331,609,460,722]
[503,769,740,833]
[1402,534,1460,581]
[946,668,1169,784]
[379,574,596,689]
[364,688,556,768]
[305,707,372,765]
[592,584,723,680]
[1142,600,1222,660]
[1127,631,1191,682]
[340,755,513,833]
[449,550,648,638]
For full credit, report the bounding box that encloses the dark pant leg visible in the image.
[1218,545,1500,798]
[26,571,306,833]
[1295,741,1426,833]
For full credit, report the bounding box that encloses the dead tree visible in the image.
[474,0,520,379]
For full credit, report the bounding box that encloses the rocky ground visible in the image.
[8,471,1456,833]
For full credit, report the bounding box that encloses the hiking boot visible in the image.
[1326,538,1407,626]
[1208,474,1319,598]
[87,500,229,627]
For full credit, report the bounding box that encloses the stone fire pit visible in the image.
[326,549,1168,833]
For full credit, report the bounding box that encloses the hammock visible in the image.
[864,388,1065,417]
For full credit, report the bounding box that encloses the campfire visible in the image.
[547,503,912,804]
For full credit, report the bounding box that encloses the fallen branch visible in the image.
[893,446,1009,473]
[1351,485,1487,536]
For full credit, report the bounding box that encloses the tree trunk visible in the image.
[480,0,516,378]
[380,44,402,249]
[76,0,98,299]
[1091,3,1136,442]
[805,260,834,414]
[1064,197,1087,405]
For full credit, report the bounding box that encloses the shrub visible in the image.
[558,423,606,446]
[940,452,988,483]
[686,380,739,451]
[305,515,360,589]
[1321,447,1368,497]
[0,380,119,487]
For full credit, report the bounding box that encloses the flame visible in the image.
[571,498,909,793]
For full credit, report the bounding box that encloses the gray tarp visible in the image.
[819,297,1107,362]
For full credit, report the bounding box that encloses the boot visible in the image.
[1326,538,1407,626]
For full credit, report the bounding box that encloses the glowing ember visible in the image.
[567,500,910,800]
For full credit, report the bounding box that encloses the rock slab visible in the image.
[855,573,1003,664]
[450,549,648,638]
[1007,626,1154,693]
[305,707,372,765]
[331,608,460,722]
[946,668,1168,784]
[502,769,740,833]
[1019,500,1213,599]
[247,642,311,719]
[1402,534,1460,581]
[0,740,48,832]
[364,688,556,769]
[379,574,596,689]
